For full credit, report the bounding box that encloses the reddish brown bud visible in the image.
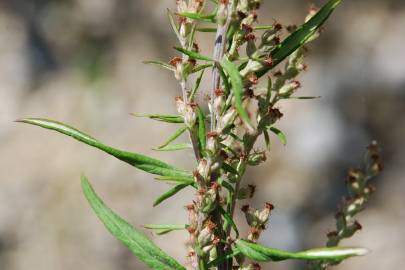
[273,23,283,31]
[241,205,250,212]
[354,221,362,231]
[264,56,273,66]
[187,227,196,234]
[247,73,258,84]
[245,33,256,41]
[242,24,253,33]
[169,57,182,67]
[265,202,274,210]
[206,219,217,231]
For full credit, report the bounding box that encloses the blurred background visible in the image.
[0,0,404,269]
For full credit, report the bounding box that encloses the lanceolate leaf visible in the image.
[132,113,184,124]
[17,118,192,179]
[177,12,216,23]
[143,60,175,72]
[257,0,342,77]
[155,175,196,186]
[157,126,188,149]
[174,47,214,62]
[189,69,206,101]
[144,224,188,235]
[81,176,186,270]
[154,143,192,152]
[220,56,254,132]
[196,107,206,152]
[153,183,190,207]
[191,63,213,74]
[269,127,287,146]
[219,206,239,237]
[167,9,183,45]
[235,240,368,262]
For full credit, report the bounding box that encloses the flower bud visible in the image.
[241,205,257,227]
[175,96,186,114]
[201,188,217,213]
[206,132,219,154]
[217,108,237,132]
[247,227,261,242]
[197,159,211,180]
[170,57,184,81]
[213,88,225,116]
[279,80,301,97]
[198,220,216,247]
[184,103,197,128]
[257,202,274,224]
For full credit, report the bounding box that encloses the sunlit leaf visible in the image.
[157,127,188,149]
[196,27,217,33]
[269,127,287,146]
[81,176,186,270]
[177,12,216,23]
[191,63,213,74]
[174,47,214,62]
[144,224,188,235]
[167,9,183,44]
[143,60,175,72]
[17,118,192,179]
[222,162,239,176]
[189,69,206,101]
[153,183,190,207]
[219,206,239,237]
[132,113,184,124]
[257,0,342,77]
[220,56,254,132]
[235,239,368,262]
[196,107,206,152]
[155,143,192,152]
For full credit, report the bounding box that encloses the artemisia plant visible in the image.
[18,1,382,270]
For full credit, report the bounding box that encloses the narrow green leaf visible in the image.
[196,107,206,151]
[288,96,322,100]
[218,178,234,193]
[207,249,241,267]
[217,64,231,96]
[17,118,192,179]
[196,27,217,33]
[144,224,188,235]
[269,127,287,146]
[81,176,186,270]
[220,56,254,132]
[153,183,190,207]
[235,239,368,262]
[157,126,188,149]
[143,60,175,72]
[132,113,184,124]
[167,9,183,44]
[177,12,216,22]
[219,206,239,237]
[155,143,192,152]
[263,129,271,150]
[189,69,206,101]
[174,47,214,62]
[222,162,239,176]
[254,25,274,31]
[258,0,342,77]
[155,175,196,186]
[191,63,213,74]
